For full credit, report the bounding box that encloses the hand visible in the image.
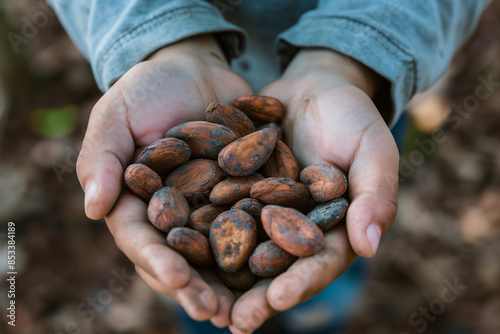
[228,49,399,333]
[76,34,253,326]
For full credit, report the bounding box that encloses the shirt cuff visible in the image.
[277,16,417,127]
[94,5,246,91]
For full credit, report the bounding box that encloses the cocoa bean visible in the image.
[256,123,282,140]
[261,205,323,257]
[124,163,163,202]
[218,128,277,177]
[165,121,236,159]
[214,265,256,291]
[306,197,349,231]
[166,227,214,267]
[262,139,300,181]
[250,177,310,210]
[134,137,191,177]
[249,240,297,277]
[148,187,190,233]
[209,173,264,205]
[187,204,230,237]
[210,209,257,273]
[205,102,255,138]
[231,198,268,242]
[233,95,285,123]
[300,164,347,202]
[164,159,225,205]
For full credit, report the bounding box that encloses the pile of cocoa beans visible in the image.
[124,96,349,291]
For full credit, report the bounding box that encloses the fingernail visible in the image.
[268,286,287,309]
[84,181,98,216]
[229,325,248,334]
[366,224,381,256]
[200,290,213,309]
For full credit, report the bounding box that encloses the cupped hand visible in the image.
[229,49,399,333]
[76,34,253,326]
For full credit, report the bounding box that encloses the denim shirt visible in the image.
[47,0,490,126]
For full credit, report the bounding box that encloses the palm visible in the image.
[79,38,399,331]
[116,57,253,151]
[78,46,254,326]
[261,72,382,168]
[107,58,254,321]
[227,71,399,333]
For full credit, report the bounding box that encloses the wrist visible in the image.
[284,48,382,98]
[147,34,229,70]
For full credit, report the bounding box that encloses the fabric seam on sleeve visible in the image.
[95,5,227,78]
[281,15,419,99]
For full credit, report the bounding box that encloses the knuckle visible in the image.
[233,314,257,332]
[137,242,154,261]
[247,307,270,328]
[113,222,148,256]
[297,258,320,278]
[135,236,162,263]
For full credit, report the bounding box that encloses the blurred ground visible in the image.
[1,1,499,334]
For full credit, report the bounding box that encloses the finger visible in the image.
[267,224,356,311]
[136,265,168,294]
[77,94,135,219]
[198,268,236,328]
[229,279,276,334]
[345,120,399,258]
[106,191,190,288]
[136,266,218,321]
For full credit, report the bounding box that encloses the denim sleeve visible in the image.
[277,0,491,125]
[46,0,245,92]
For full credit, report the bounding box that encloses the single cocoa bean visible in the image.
[261,205,323,257]
[164,159,225,205]
[300,164,347,202]
[148,187,190,233]
[205,102,255,138]
[124,163,163,202]
[249,240,297,277]
[306,197,349,231]
[187,204,230,237]
[165,121,236,159]
[214,265,256,291]
[231,198,264,217]
[166,227,214,267]
[250,177,310,210]
[218,128,277,176]
[233,95,285,123]
[231,198,267,242]
[209,173,264,205]
[210,209,257,273]
[262,139,300,181]
[134,137,191,177]
[256,123,282,140]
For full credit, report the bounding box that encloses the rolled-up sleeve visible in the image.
[46,0,246,92]
[277,0,491,126]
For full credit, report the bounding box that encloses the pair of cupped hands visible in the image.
[76,34,398,333]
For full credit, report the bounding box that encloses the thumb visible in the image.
[345,122,399,258]
[77,95,135,220]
